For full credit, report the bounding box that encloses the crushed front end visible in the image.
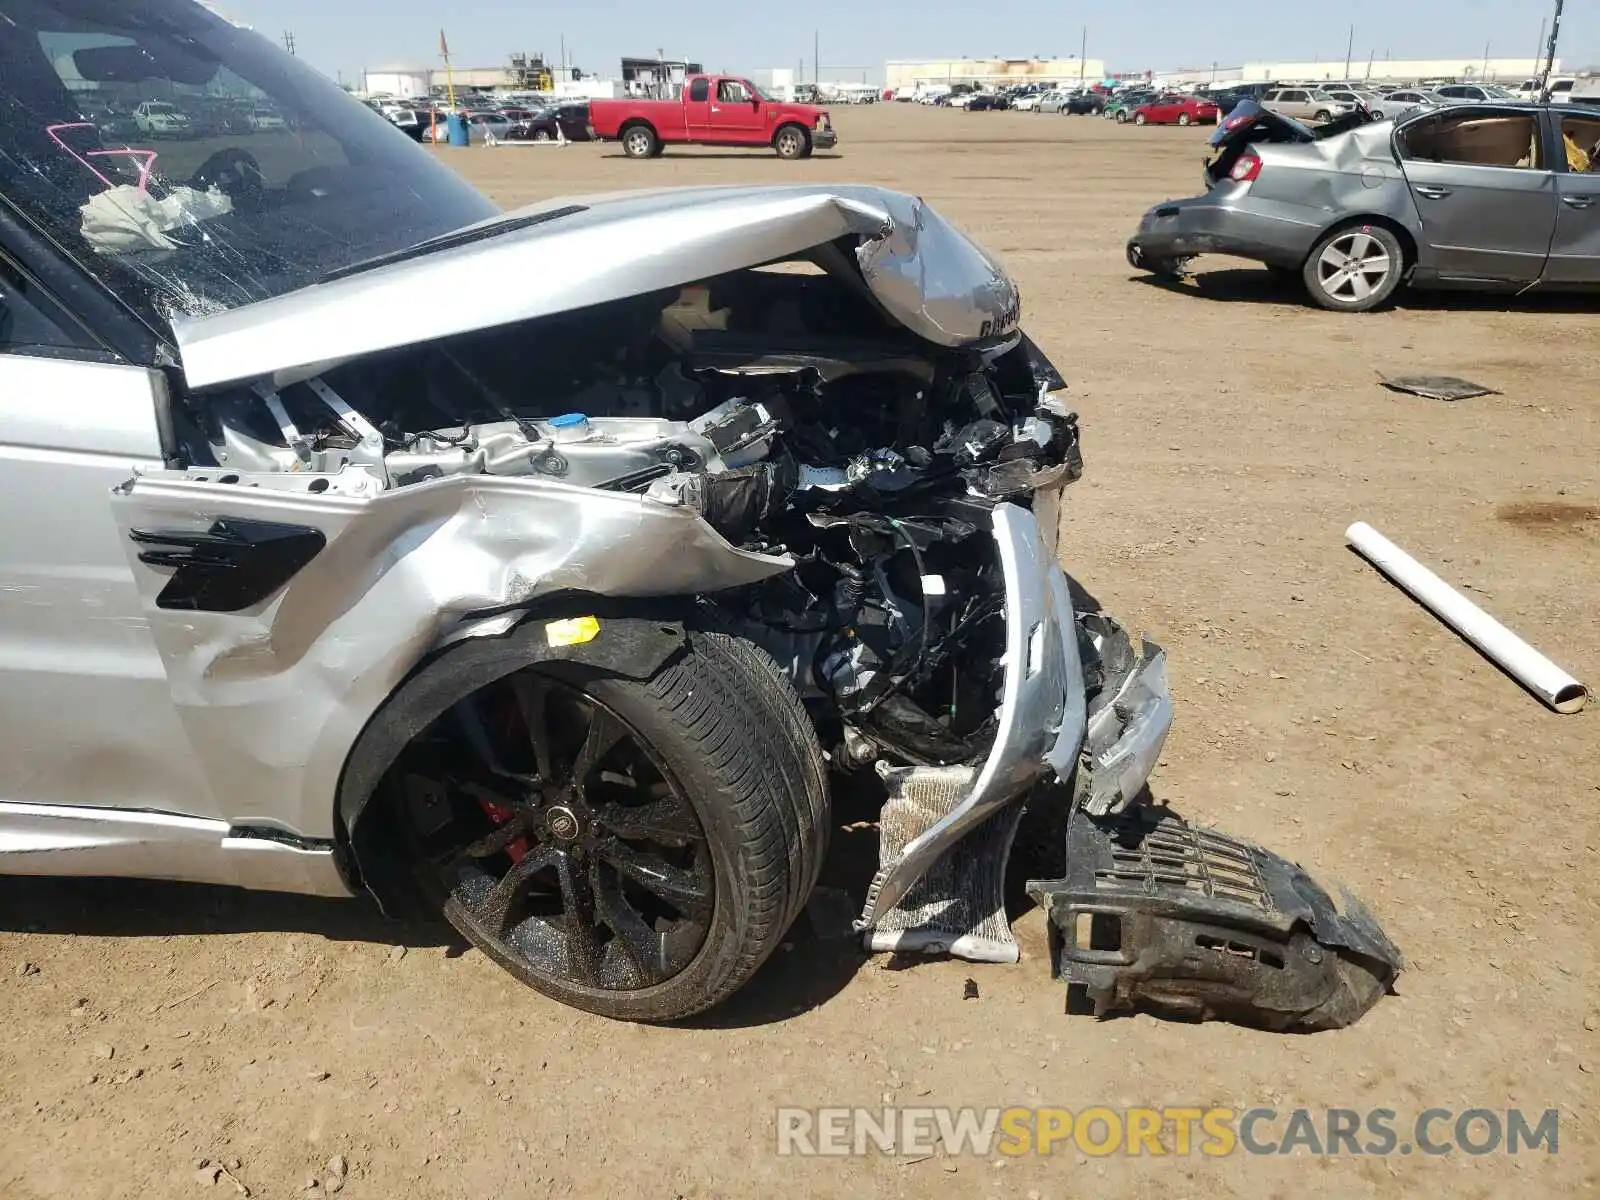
[131,183,1393,1023]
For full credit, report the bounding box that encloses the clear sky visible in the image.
[221,0,1596,87]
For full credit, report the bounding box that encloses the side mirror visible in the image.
[751,97,761,109]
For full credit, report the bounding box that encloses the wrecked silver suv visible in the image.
[0,1,1399,1025]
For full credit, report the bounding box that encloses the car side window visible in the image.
[1561,115,1600,172]
[688,78,709,103]
[1398,111,1543,170]
[0,259,94,355]
[1262,91,1280,102]
[1281,90,1307,103]
[717,80,749,103]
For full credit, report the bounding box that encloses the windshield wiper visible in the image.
[321,206,587,282]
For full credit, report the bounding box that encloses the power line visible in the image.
[282,30,296,56]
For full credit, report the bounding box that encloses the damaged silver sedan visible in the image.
[0,0,1399,1025]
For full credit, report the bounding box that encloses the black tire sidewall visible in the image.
[622,126,656,158]
[775,125,808,159]
[454,664,770,1022]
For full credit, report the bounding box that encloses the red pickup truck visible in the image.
[590,75,838,160]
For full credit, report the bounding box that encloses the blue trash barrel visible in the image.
[446,113,468,147]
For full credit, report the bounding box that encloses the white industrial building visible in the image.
[1155,57,1561,88]
[362,64,431,99]
[886,58,1108,93]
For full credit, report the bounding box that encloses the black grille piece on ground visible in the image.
[1027,805,1404,1032]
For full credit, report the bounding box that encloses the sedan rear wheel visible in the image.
[533,129,552,142]
[1134,112,1148,126]
[1303,225,1404,312]
[1177,112,1192,126]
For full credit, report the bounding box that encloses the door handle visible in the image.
[1414,184,1451,198]
[1561,195,1594,210]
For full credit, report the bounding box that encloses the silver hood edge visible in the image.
[170,185,1022,392]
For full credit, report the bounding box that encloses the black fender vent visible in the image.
[130,518,326,612]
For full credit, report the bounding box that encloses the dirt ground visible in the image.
[2,104,1597,1200]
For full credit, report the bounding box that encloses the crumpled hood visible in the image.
[171,184,1021,391]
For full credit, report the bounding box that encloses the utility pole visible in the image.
[1343,22,1353,81]
[1079,25,1087,87]
[814,29,819,85]
[1532,16,1547,87]
[560,35,565,73]
[1537,0,1563,100]
[282,30,295,56]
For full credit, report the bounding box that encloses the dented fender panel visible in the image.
[109,470,792,839]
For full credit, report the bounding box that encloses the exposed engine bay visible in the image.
[174,262,1084,774]
[143,221,1393,1028]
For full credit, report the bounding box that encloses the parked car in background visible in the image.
[132,99,190,137]
[506,102,593,143]
[1259,88,1356,123]
[417,112,509,143]
[1012,91,1044,112]
[1034,90,1070,113]
[1130,94,1220,127]
[246,105,287,131]
[1067,91,1107,115]
[1320,89,1383,111]
[1435,83,1517,103]
[590,75,836,159]
[1367,89,1446,121]
[1128,100,1600,311]
[1105,91,1156,122]
[966,93,1011,111]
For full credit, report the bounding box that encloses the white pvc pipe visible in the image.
[1346,522,1588,715]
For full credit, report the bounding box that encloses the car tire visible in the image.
[1134,112,1147,126]
[774,124,810,160]
[1115,110,1128,123]
[621,124,658,159]
[533,129,552,142]
[1177,113,1192,126]
[1314,110,1332,123]
[1302,223,1405,312]
[391,628,829,1023]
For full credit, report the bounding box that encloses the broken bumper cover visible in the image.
[1126,193,1322,271]
[857,502,1088,940]
[1080,624,1173,817]
[812,128,839,150]
[1028,806,1404,1031]
[858,502,1177,961]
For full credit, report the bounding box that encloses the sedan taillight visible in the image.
[1229,151,1263,183]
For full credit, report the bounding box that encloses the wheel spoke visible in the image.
[593,870,669,984]
[456,809,539,863]
[591,791,702,845]
[572,707,625,785]
[1319,245,1346,271]
[1346,233,1372,260]
[508,673,555,783]
[598,840,713,920]
[474,844,560,933]
[553,853,605,985]
[454,693,512,776]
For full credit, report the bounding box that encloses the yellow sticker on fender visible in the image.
[545,616,601,647]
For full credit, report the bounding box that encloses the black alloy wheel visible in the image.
[401,672,714,993]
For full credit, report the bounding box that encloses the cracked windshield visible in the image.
[3,0,494,322]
